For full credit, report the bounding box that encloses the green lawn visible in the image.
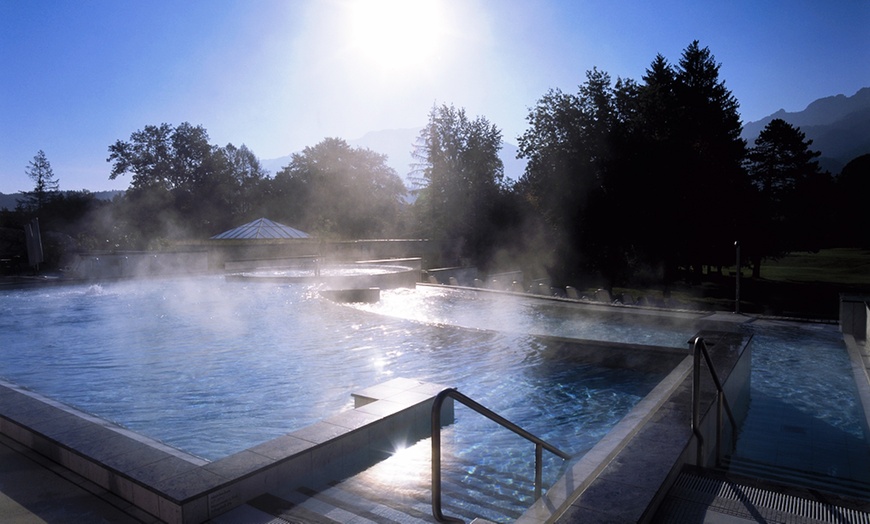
[596,248,870,319]
[757,248,870,285]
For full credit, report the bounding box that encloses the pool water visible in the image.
[733,320,870,493]
[0,277,672,462]
[356,285,697,348]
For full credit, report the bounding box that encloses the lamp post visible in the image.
[734,241,740,314]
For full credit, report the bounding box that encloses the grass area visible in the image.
[758,248,870,285]
[594,248,870,320]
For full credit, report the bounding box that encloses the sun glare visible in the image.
[347,0,446,73]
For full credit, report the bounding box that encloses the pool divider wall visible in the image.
[519,329,753,523]
[0,377,453,524]
[840,293,870,344]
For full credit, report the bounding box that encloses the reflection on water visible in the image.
[0,277,671,462]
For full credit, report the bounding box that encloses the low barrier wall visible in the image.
[841,294,870,343]
[0,377,453,524]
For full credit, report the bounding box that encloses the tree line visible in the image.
[3,41,868,289]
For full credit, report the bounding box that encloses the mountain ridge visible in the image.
[742,87,870,173]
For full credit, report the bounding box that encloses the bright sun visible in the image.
[346,0,446,73]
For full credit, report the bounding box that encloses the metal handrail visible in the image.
[431,388,571,523]
[691,336,738,467]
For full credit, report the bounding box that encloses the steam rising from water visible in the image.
[0,277,667,461]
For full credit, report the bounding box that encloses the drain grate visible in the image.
[675,473,870,524]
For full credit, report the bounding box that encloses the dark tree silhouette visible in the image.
[834,154,870,248]
[744,118,830,275]
[21,150,60,212]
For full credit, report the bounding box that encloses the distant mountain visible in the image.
[260,128,527,191]
[742,87,870,174]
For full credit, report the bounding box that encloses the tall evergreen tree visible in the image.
[628,42,748,282]
[745,118,829,273]
[22,150,60,212]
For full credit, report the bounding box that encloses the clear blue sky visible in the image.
[1,0,868,194]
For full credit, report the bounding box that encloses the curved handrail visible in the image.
[431,388,571,523]
[691,336,739,467]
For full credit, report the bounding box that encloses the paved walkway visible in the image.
[0,433,153,523]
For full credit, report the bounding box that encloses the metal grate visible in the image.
[675,472,870,524]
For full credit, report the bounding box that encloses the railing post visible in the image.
[535,443,543,500]
[692,338,705,467]
[430,388,570,522]
[716,392,723,467]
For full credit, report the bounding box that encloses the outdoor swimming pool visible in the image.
[2,276,868,521]
[0,277,685,463]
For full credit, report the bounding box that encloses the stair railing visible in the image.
[431,388,571,523]
[691,336,738,468]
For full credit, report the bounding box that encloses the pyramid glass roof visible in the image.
[211,218,310,240]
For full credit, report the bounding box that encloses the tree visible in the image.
[412,104,505,267]
[517,69,622,286]
[107,123,270,241]
[745,119,834,273]
[835,154,870,248]
[271,138,406,239]
[22,150,60,212]
[622,42,748,283]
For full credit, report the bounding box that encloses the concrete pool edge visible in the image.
[844,333,870,443]
[526,328,753,523]
[517,353,695,523]
[0,377,454,524]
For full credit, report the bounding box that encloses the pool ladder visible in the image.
[691,336,739,468]
[430,388,572,523]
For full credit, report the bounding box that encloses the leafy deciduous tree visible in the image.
[271,137,406,239]
[412,104,505,267]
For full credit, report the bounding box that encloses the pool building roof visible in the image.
[211,218,311,240]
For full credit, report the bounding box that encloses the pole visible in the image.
[734,241,740,314]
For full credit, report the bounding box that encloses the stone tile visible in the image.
[98,440,177,474]
[158,466,224,501]
[204,450,276,480]
[248,434,312,461]
[321,408,382,432]
[127,455,200,486]
[354,398,406,418]
[290,421,350,446]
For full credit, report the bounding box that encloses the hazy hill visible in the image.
[261,128,527,191]
[742,87,870,174]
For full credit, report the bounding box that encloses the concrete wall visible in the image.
[840,294,869,343]
[71,251,209,279]
[179,239,435,272]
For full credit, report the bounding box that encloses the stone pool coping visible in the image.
[0,377,453,524]
[525,328,754,523]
